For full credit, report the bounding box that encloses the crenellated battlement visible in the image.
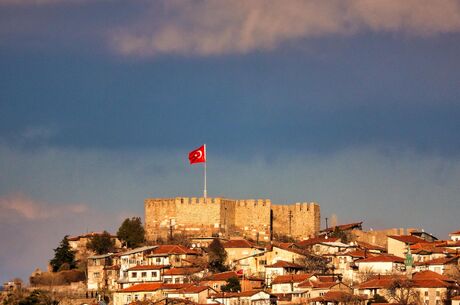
[144,196,320,241]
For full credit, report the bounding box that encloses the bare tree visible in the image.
[295,253,330,273]
[386,278,422,305]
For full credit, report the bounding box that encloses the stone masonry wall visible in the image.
[234,199,271,240]
[145,197,320,241]
[271,202,320,239]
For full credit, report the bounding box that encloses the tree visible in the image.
[296,253,330,273]
[221,276,241,292]
[117,217,145,248]
[207,239,228,273]
[18,290,58,305]
[387,278,421,305]
[49,236,76,272]
[87,231,115,255]
[367,293,388,305]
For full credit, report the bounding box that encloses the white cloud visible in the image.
[111,0,460,56]
[0,193,88,220]
[0,0,84,5]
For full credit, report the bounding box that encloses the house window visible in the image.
[259,260,266,265]
[132,272,137,278]
[152,271,158,277]
[156,258,161,263]
[425,291,429,296]
[141,272,147,278]
[134,295,139,301]
[174,278,181,283]
[93,272,100,278]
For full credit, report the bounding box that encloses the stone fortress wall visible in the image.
[145,197,320,241]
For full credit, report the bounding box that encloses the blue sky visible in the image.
[1,0,460,282]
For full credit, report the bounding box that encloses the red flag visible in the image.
[188,145,206,164]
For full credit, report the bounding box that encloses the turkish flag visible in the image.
[188,145,206,164]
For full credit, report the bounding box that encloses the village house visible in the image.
[264,261,304,286]
[231,251,269,278]
[450,230,460,242]
[354,254,405,276]
[307,290,366,305]
[357,271,459,305]
[387,235,426,258]
[125,265,168,286]
[146,245,201,267]
[201,271,240,291]
[68,232,121,260]
[452,295,460,305]
[302,281,353,303]
[207,290,274,305]
[294,237,341,251]
[87,253,113,291]
[414,256,460,275]
[271,274,314,295]
[118,246,157,288]
[166,285,216,304]
[113,283,192,305]
[162,267,204,284]
[224,240,264,262]
[200,271,263,292]
[223,239,265,270]
[331,249,374,284]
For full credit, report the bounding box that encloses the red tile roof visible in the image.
[202,271,238,281]
[449,230,460,235]
[172,286,211,294]
[223,239,256,248]
[148,245,200,256]
[209,290,269,298]
[265,260,303,269]
[271,274,313,284]
[163,267,202,276]
[295,237,340,248]
[356,241,386,252]
[309,291,364,302]
[388,235,426,244]
[412,270,455,282]
[356,254,404,263]
[415,256,459,266]
[121,283,163,292]
[310,281,338,289]
[412,279,453,288]
[128,265,168,271]
[358,272,456,290]
[339,249,375,259]
[358,277,405,289]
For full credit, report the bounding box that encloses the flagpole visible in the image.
[204,144,207,200]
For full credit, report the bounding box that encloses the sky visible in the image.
[1,0,460,283]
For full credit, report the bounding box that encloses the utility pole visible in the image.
[325,217,329,238]
[288,210,293,236]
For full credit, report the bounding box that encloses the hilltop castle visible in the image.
[144,197,320,241]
